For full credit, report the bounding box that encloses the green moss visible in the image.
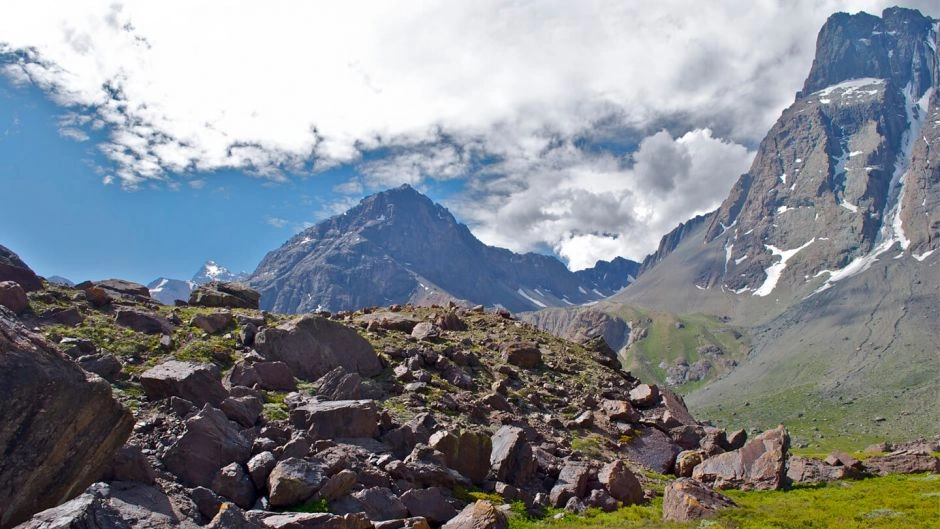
[284,498,329,513]
[570,434,606,459]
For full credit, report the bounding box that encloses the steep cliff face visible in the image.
[251,185,638,313]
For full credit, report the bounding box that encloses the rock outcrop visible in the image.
[0,245,42,292]
[0,308,133,529]
[662,478,736,522]
[693,425,789,490]
[190,282,260,309]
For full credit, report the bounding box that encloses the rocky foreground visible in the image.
[1,244,938,528]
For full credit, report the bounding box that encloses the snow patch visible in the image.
[840,201,859,213]
[779,173,787,184]
[753,239,816,297]
[735,255,748,265]
[913,249,936,262]
[578,286,587,295]
[776,205,791,214]
[516,288,546,308]
[813,77,885,98]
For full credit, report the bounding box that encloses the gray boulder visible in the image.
[862,450,940,476]
[0,245,42,291]
[441,501,507,529]
[337,487,408,522]
[316,366,362,401]
[549,460,592,507]
[692,425,789,490]
[115,307,172,334]
[212,463,256,510]
[268,458,327,508]
[247,451,278,490]
[598,460,643,505]
[163,405,252,488]
[662,478,736,522]
[256,512,371,529]
[0,281,28,314]
[490,425,535,485]
[255,315,382,381]
[140,360,229,407]
[290,399,379,440]
[0,309,133,529]
[221,396,264,427]
[190,282,260,309]
[500,342,542,368]
[191,311,234,333]
[316,469,358,502]
[400,488,457,525]
[430,430,492,485]
[95,279,151,298]
[228,360,297,391]
[621,426,682,474]
[76,352,123,382]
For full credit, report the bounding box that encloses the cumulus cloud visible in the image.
[1,0,934,264]
[265,216,289,228]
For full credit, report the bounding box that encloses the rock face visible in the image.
[249,184,637,314]
[862,450,940,475]
[662,478,736,522]
[0,245,42,292]
[140,360,229,407]
[693,425,789,490]
[441,501,507,529]
[255,315,382,380]
[190,282,260,309]
[0,308,134,528]
[490,426,535,485]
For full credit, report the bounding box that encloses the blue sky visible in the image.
[1,1,931,285]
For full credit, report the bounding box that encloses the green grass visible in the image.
[506,474,940,529]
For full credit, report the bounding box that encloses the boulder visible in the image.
[114,307,172,334]
[316,366,363,401]
[585,489,619,512]
[0,245,42,291]
[0,308,134,529]
[291,399,379,440]
[316,469,358,502]
[862,450,940,475]
[247,451,278,490]
[190,281,261,309]
[431,430,492,485]
[662,478,736,522]
[549,460,592,507]
[0,281,28,314]
[221,396,264,427]
[100,445,156,485]
[228,360,297,391]
[726,429,747,450]
[258,512,371,529]
[41,307,83,326]
[268,457,328,508]
[255,315,382,381]
[490,425,536,485]
[163,404,252,488]
[600,399,640,422]
[95,279,151,298]
[824,450,862,470]
[82,286,112,307]
[140,360,229,407]
[76,352,123,381]
[383,414,437,459]
[441,501,508,529]
[206,503,265,529]
[400,487,457,524]
[692,425,789,490]
[628,384,659,407]
[597,460,643,505]
[374,518,430,529]
[500,342,542,368]
[12,482,199,529]
[621,426,682,474]
[191,311,235,333]
[659,388,697,426]
[675,450,706,478]
[786,456,863,483]
[212,463,257,510]
[411,322,441,341]
[335,487,408,522]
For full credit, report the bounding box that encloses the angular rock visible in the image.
[0,309,133,529]
[659,388,697,426]
[374,518,430,529]
[0,281,28,314]
[336,487,408,522]
[662,478,736,522]
[101,445,156,485]
[549,460,592,507]
[221,396,264,427]
[726,429,747,450]
[140,360,229,407]
[824,450,862,470]
[597,460,643,505]
[628,384,659,407]
[411,322,441,341]
[316,366,363,401]
[431,430,492,485]
[600,399,640,422]
[317,469,358,502]
[692,425,789,490]
[268,457,328,508]
[41,307,83,326]
[82,286,112,307]
[191,311,235,333]
[384,414,437,459]
[76,352,122,381]
[621,426,682,474]
[115,307,172,334]
[400,487,457,524]
[257,511,371,529]
[0,245,42,292]
[675,450,706,478]
[585,489,618,512]
[163,404,252,488]
[500,342,542,368]
[291,399,379,440]
[255,315,382,381]
[786,456,862,484]
[248,451,278,490]
[441,500,507,529]
[190,281,261,309]
[228,360,297,391]
[95,279,151,298]
[212,462,257,510]
[435,312,467,331]
[862,450,940,476]
[490,425,535,485]
[206,502,265,529]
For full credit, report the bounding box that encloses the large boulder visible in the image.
[0,245,42,292]
[140,360,229,407]
[500,342,542,368]
[114,307,173,334]
[430,430,492,485]
[862,450,940,476]
[163,405,252,488]
[13,482,199,529]
[290,399,379,440]
[255,315,382,381]
[268,458,327,508]
[190,282,260,309]
[257,512,371,529]
[490,426,536,485]
[340,487,408,522]
[228,360,297,391]
[662,478,736,522]
[95,279,151,298]
[549,460,593,507]
[0,308,133,529]
[191,311,235,334]
[400,487,457,525]
[597,460,644,506]
[441,501,507,529]
[0,281,28,314]
[621,426,682,474]
[212,463,256,510]
[692,425,789,490]
[316,366,362,401]
[786,456,863,484]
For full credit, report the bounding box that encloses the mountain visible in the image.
[528,7,940,446]
[147,277,197,305]
[46,275,74,287]
[192,260,248,285]
[250,185,639,313]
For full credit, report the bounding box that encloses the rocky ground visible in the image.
[1,246,937,529]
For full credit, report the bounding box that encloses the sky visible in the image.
[0,0,936,285]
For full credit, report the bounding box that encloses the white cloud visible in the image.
[265,216,289,228]
[0,0,933,265]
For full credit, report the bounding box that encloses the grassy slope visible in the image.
[507,474,940,529]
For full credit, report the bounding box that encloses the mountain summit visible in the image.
[250,185,638,313]
[192,260,248,285]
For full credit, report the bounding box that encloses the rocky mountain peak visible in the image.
[192,260,247,285]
